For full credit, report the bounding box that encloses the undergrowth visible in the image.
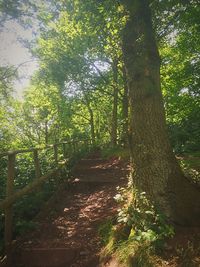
[98,148,200,266]
[99,186,174,267]
[0,144,91,256]
[179,158,200,185]
[101,145,130,160]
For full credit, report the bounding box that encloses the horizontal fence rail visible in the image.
[0,139,91,266]
[0,140,91,157]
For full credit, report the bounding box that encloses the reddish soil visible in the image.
[12,154,130,267]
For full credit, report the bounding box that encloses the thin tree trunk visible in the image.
[85,96,95,144]
[45,121,48,145]
[111,58,119,147]
[96,111,101,141]
[121,65,129,147]
[89,109,95,145]
[122,0,200,225]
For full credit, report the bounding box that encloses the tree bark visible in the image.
[45,120,48,145]
[85,95,95,145]
[122,0,200,225]
[121,65,129,147]
[111,58,119,147]
[89,108,95,145]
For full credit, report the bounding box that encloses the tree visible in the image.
[1,0,199,226]
[0,0,39,28]
[0,66,16,101]
[33,0,128,146]
[0,66,18,150]
[160,1,200,153]
[121,0,200,225]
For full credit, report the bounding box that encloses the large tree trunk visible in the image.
[122,0,200,225]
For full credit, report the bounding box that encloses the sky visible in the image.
[0,20,38,98]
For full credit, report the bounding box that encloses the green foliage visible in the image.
[0,0,40,28]
[176,241,200,267]
[0,66,16,100]
[0,151,56,253]
[100,188,174,266]
[101,146,130,160]
[1,0,199,154]
[160,2,200,153]
[15,220,38,236]
[116,241,155,267]
[98,218,114,245]
[179,156,200,185]
[0,143,90,254]
[116,189,174,247]
[0,0,200,262]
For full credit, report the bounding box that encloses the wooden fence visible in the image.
[0,139,91,265]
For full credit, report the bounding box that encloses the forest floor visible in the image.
[12,151,130,267]
[5,151,200,267]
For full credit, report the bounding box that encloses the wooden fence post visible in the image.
[33,149,41,179]
[53,144,58,164]
[5,152,15,266]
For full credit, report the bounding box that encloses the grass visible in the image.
[181,158,200,170]
[178,150,200,170]
[98,218,114,245]
[100,230,163,267]
[116,240,156,267]
[99,187,174,267]
[176,241,200,267]
[101,146,130,160]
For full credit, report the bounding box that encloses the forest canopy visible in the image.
[0,0,199,153]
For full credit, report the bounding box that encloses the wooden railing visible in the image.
[0,139,91,265]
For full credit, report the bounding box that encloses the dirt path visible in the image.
[13,155,129,267]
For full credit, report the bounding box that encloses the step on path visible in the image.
[12,155,129,267]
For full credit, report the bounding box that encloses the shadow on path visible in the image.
[13,154,129,267]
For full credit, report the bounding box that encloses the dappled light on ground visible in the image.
[13,155,129,267]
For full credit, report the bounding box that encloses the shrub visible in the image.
[100,187,174,266]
